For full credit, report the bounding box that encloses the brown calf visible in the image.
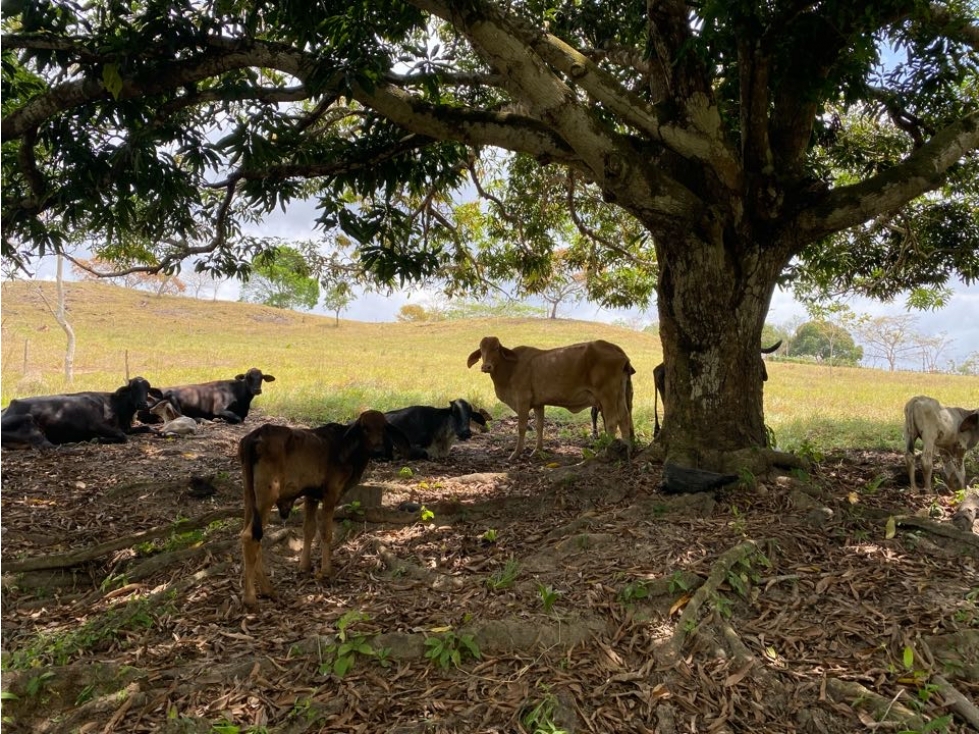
[238,410,407,608]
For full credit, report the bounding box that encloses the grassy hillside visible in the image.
[2,280,976,450]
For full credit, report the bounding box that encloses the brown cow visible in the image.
[467,336,634,460]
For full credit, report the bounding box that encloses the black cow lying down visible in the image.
[1,377,160,448]
[144,368,276,424]
[375,399,486,460]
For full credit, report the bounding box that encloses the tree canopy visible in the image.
[239,245,320,310]
[3,0,978,467]
[788,321,864,365]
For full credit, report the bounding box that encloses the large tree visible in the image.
[2,0,978,469]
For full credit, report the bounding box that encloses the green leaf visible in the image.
[101,64,123,100]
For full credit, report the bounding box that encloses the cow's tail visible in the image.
[239,431,264,542]
[903,400,918,455]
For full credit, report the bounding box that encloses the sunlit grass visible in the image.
[2,280,976,452]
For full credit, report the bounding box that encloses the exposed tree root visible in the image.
[932,674,979,730]
[894,515,979,549]
[1,508,240,573]
[824,678,925,731]
[951,489,979,533]
[664,540,759,663]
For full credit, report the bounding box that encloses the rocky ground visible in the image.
[1,413,977,734]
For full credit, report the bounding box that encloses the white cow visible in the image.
[904,396,979,492]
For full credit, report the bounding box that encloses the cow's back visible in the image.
[517,341,629,411]
[170,381,236,418]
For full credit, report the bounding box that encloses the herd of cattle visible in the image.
[1,335,977,607]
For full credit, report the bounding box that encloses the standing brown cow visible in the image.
[468,336,634,460]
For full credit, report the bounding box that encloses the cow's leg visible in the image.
[316,499,335,580]
[533,406,546,454]
[218,411,243,424]
[241,513,262,609]
[921,444,934,492]
[92,425,129,443]
[300,497,318,572]
[905,449,918,492]
[510,409,530,461]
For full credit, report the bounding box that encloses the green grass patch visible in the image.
[3,594,175,670]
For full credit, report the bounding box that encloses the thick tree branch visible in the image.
[1,37,314,139]
[791,110,979,241]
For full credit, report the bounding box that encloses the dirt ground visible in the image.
[1,413,977,734]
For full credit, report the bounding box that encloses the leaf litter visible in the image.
[1,413,977,733]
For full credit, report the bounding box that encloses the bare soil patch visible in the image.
[2,414,977,733]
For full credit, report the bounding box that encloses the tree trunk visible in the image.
[655,228,788,472]
[55,254,75,385]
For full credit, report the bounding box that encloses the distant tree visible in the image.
[854,314,920,371]
[397,304,430,323]
[183,267,225,300]
[322,283,354,327]
[959,352,979,377]
[789,322,863,365]
[910,331,955,373]
[445,297,541,320]
[240,246,319,311]
[521,250,586,319]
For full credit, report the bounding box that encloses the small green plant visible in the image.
[537,584,561,613]
[24,671,55,698]
[737,467,756,490]
[619,581,650,604]
[420,506,435,522]
[667,571,690,595]
[521,691,569,734]
[729,505,747,536]
[424,630,481,669]
[864,474,886,494]
[210,720,240,734]
[318,611,376,678]
[764,424,777,449]
[486,558,520,591]
[897,714,953,734]
[398,466,414,479]
[796,438,824,464]
[481,529,498,544]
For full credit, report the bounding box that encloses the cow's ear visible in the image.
[471,411,487,426]
[961,412,979,432]
[148,388,164,399]
[235,374,246,381]
[466,350,482,368]
[501,347,518,361]
[263,374,276,382]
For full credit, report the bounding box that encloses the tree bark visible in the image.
[655,227,789,472]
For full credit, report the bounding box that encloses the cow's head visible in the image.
[235,368,276,396]
[124,376,155,410]
[340,410,408,462]
[467,336,517,374]
[449,399,483,442]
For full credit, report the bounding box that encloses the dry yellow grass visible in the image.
[2,280,976,450]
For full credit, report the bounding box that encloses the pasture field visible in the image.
[1,279,977,451]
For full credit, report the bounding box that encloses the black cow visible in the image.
[1,377,159,447]
[150,368,276,424]
[376,399,487,460]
